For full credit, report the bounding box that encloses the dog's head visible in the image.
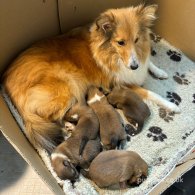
[90,4,157,73]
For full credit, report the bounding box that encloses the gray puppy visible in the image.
[87,86,127,150]
[107,87,151,136]
[85,150,148,189]
[51,136,102,181]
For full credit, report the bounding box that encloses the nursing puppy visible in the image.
[64,103,99,155]
[3,4,179,152]
[85,150,148,188]
[107,87,151,135]
[87,86,126,150]
[51,137,102,180]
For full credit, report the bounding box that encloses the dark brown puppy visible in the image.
[87,86,127,150]
[51,137,102,181]
[64,103,99,155]
[107,87,151,135]
[86,150,148,189]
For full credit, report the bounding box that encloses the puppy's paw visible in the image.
[125,124,138,136]
[127,135,131,142]
[117,139,126,150]
[65,122,75,132]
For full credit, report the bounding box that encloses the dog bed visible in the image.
[1,34,195,195]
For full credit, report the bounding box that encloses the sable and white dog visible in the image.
[2,4,180,152]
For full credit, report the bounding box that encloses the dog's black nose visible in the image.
[130,62,139,70]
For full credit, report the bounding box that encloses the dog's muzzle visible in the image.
[130,61,139,70]
[127,52,139,70]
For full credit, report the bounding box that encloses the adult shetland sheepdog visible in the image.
[2,4,180,152]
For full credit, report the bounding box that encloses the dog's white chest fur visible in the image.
[116,60,149,86]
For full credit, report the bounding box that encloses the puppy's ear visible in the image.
[96,12,115,34]
[137,4,158,28]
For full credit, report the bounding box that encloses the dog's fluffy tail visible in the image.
[25,113,63,153]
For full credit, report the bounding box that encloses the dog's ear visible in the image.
[95,12,115,34]
[137,4,158,28]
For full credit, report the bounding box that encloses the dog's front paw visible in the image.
[149,91,180,113]
[156,69,168,79]
[164,101,181,113]
[149,63,168,80]
[150,68,168,80]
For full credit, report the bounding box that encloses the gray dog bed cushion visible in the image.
[1,34,195,195]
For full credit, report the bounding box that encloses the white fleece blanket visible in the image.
[1,34,195,195]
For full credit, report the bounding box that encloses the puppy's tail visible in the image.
[25,113,63,153]
[79,136,89,156]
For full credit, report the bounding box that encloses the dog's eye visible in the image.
[63,161,69,167]
[117,40,125,46]
[134,37,139,43]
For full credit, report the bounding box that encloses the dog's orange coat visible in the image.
[3,5,158,151]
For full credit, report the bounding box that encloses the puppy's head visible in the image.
[128,159,148,186]
[51,153,79,181]
[90,4,157,72]
[107,87,151,134]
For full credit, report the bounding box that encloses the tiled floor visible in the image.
[0,132,54,195]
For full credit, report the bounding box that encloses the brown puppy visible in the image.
[86,150,148,189]
[87,87,127,150]
[64,103,99,155]
[107,87,151,135]
[51,137,102,180]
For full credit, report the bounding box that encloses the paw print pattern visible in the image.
[173,72,190,85]
[147,126,167,142]
[182,129,195,140]
[151,47,157,56]
[167,50,182,62]
[192,94,195,103]
[167,92,182,106]
[159,108,175,122]
[150,33,162,43]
